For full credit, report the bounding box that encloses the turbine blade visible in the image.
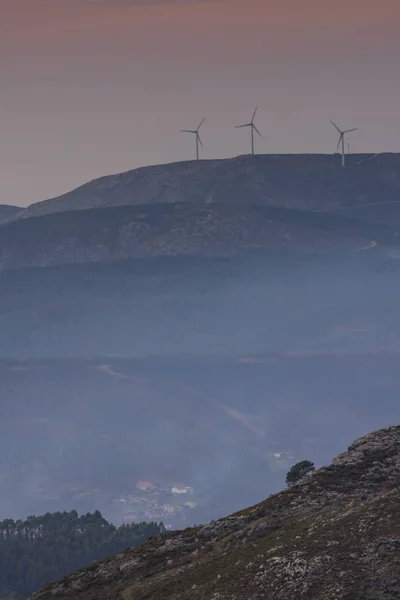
[197,133,203,148]
[343,128,358,133]
[197,118,205,130]
[235,124,250,128]
[336,135,342,152]
[181,129,196,133]
[253,124,262,137]
[330,120,342,134]
[251,107,258,122]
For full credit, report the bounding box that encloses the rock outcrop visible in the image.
[32,425,400,600]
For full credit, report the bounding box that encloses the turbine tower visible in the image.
[330,120,358,167]
[181,118,205,160]
[235,107,262,155]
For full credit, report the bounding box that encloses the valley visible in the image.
[0,351,398,528]
[0,154,399,549]
[3,0,400,596]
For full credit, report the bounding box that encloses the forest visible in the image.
[0,510,164,599]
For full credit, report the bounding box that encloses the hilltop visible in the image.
[1,153,400,270]
[10,153,400,224]
[31,425,400,600]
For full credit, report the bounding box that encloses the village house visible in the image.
[136,481,156,491]
[171,485,193,495]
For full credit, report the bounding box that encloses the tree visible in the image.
[0,510,164,598]
[285,460,315,486]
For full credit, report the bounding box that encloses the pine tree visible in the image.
[0,510,164,598]
[285,460,315,486]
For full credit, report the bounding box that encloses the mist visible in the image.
[1,249,398,526]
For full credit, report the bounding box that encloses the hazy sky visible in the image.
[1,0,400,206]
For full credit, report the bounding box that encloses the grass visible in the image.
[33,484,400,600]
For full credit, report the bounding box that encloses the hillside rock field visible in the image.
[31,425,400,600]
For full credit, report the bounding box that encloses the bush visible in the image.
[285,460,315,486]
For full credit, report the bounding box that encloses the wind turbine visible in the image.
[181,118,205,160]
[330,120,358,167]
[235,107,262,155]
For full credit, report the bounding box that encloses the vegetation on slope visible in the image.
[1,200,397,271]
[31,425,400,600]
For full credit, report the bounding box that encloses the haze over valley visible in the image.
[1,154,399,533]
[2,2,400,598]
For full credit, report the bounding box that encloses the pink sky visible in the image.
[1,0,400,206]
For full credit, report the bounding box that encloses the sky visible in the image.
[1,0,400,206]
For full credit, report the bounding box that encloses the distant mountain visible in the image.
[13,154,400,225]
[0,201,397,271]
[31,425,400,600]
[2,251,400,359]
[0,204,22,224]
[1,153,400,270]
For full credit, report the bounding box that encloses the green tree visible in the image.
[285,460,315,486]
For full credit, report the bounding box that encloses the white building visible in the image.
[171,486,193,495]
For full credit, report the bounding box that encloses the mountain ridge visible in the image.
[3,153,400,222]
[2,153,400,270]
[0,200,399,272]
[31,424,400,600]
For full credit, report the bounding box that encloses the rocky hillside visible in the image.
[32,425,400,600]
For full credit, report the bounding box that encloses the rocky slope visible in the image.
[32,425,400,600]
